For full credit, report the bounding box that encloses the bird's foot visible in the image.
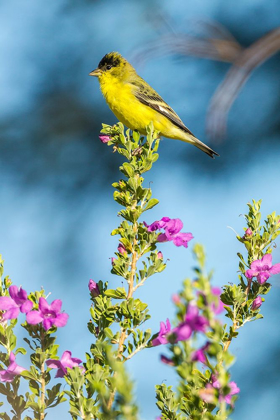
[132,147,143,156]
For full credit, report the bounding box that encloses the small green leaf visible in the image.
[143,198,159,212]
[104,288,127,299]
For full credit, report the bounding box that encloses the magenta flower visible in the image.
[212,375,240,405]
[160,354,174,366]
[0,286,33,320]
[145,217,193,248]
[99,134,111,143]
[191,342,209,364]
[171,232,194,247]
[88,280,100,298]
[46,351,84,378]
[117,243,127,254]
[145,217,170,232]
[0,352,25,382]
[211,287,224,314]
[152,319,171,346]
[158,219,193,248]
[172,304,209,341]
[26,297,69,331]
[252,296,262,310]
[245,254,280,284]
[160,218,183,237]
[223,382,240,405]
[153,306,208,347]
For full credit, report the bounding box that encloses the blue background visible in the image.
[1,0,280,418]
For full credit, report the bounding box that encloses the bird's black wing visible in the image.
[131,79,195,136]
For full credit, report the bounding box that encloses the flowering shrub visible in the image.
[0,123,279,419]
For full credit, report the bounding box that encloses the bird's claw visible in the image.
[132,147,143,156]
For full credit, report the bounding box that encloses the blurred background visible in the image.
[1,0,280,418]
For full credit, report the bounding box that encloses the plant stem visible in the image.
[40,361,45,420]
[40,330,45,420]
[107,223,138,410]
[224,277,251,354]
[223,319,237,353]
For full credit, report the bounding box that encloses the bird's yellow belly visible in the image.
[100,80,179,137]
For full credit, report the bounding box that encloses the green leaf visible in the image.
[15,347,27,356]
[104,288,127,299]
[143,199,159,212]
[104,328,114,339]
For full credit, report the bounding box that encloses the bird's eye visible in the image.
[106,65,112,70]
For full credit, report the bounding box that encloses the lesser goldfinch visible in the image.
[89,52,219,158]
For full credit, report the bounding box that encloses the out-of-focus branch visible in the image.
[132,21,280,142]
[132,23,242,65]
[207,27,280,140]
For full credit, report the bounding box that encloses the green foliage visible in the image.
[0,124,279,420]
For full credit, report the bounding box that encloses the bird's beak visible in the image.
[89,68,102,77]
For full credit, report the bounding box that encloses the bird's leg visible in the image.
[132,146,143,156]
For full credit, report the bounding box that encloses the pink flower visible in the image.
[224,382,240,405]
[211,287,224,314]
[252,296,262,310]
[152,319,171,346]
[0,286,33,320]
[117,243,127,254]
[160,354,174,366]
[26,297,69,331]
[144,217,193,248]
[173,304,208,341]
[152,305,208,347]
[212,375,240,406]
[191,342,209,364]
[159,231,193,248]
[245,254,280,284]
[162,218,183,237]
[46,351,84,378]
[111,257,116,265]
[99,135,111,143]
[0,352,25,382]
[88,280,100,298]
[144,217,170,232]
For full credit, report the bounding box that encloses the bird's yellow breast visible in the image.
[99,76,173,136]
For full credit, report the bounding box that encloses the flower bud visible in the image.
[172,294,181,304]
[160,354,174,366]
[157,251,163,259]
[252,296,262,310]
[111,257,116,265]
[4,277,12,288]
[244,228,253,237]
[88,279,100,297]
[118,243,126,255]
[99,135,111,143]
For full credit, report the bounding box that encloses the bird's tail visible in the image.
[192,136,219,159]
[182,133,219,159]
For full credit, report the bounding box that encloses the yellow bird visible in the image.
[89,52,219,158]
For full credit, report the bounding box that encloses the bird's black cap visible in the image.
[98,52,121,69]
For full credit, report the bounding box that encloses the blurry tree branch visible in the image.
[207,27,280,140]
[132,22,280,141]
